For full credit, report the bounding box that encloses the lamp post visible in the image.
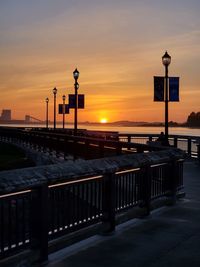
[45,97,49,129]
[162,51,171,145]
[73,68,79,135]
[62,94,66,129]
[53,87,57,130]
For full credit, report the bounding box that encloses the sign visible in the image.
[68,94,85,109]
[169,77,179,102]
[154,76,164,101]
[78,94,85,109]
[69,94,76,108]
[58,104,70,114]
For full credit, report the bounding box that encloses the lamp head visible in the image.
[62,95,66,101]
[73,68,79,80]
[46,97,49,103]
[53,87,57,95]
[162,51,171,66]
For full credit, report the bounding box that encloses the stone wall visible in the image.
[0,148,185,194]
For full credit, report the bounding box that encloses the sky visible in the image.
[0,0,200,123]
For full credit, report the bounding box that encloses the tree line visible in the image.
[186,112,200,127]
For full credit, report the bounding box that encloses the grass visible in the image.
[0,142,35,171]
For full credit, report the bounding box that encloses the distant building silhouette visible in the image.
[0,109,11,121]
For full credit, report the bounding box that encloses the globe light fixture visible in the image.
[73,68,79,81]
[162,51,171,66]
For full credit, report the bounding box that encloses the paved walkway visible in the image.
[47,160,200,267]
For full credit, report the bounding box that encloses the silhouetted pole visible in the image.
[53,87,57,130]
[45,97,49,129]
[73,68,79,136]
[162,51,171,145]
[62,94,66,129]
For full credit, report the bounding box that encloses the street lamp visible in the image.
[162,51,171,145]
[45,97,49,129]
[62,94,66,129]
[73,68,79,135]
[53,87,57,130]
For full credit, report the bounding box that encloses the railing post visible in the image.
[116,142,122,155]
[197,144,200,163]
[187,138,192,156]
[141,166,151,216]
[169,161,178,204]
[73,138,77,161]
[64,137,67,160]
[174,137,178,148]
[127,135,131,151]
[84,139,90,159]
[30,183,49,264]
[102,172,116,233]
[99,141,104,158]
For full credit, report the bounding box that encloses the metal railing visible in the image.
[0,128,167,161]
[119,133,200,159]
[0,150,184,264]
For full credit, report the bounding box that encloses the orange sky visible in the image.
[0,1,200,123]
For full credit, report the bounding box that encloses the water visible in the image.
[0,123,200,137]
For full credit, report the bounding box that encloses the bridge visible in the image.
[25,115,44,123]
[0,127,199,266]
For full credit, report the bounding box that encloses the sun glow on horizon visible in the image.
[100,118,108,123]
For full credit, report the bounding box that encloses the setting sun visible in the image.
[100,118,108,124]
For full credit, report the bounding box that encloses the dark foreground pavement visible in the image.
[47,160,200,267]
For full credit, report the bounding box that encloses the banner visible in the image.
[78,94,85,109]
[68,94,85,109]
[68,94,76,108]
[58,104,70,114]
[169,77,179,102]
[154,76,164,101]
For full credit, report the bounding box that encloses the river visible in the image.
[0,123,200,137]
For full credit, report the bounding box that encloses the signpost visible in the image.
[154,52,180,145]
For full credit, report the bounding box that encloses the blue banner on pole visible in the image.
[65,104,70,114]
[68,94,76,108]
[154,76,164,101]
[78,94,85,109]
[68,94,85,109]
[169,77,179,102]
[58,104,70,114]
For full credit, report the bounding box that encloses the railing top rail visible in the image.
[1,126,199,141]
[118,133,200,139]
[0,127,167,150]
[0,148,185,195]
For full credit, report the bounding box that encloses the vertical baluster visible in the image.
[94,180,97,218]
[102,172,116,233]
[81,183,85,222]
[30,184,48,263]
[187,138,192,156]
[76,184,80,224]
[8,199,12,250]
[15,198,20,248]
[0,200,5,257]
[22,197,26,245]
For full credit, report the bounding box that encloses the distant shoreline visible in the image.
[0,120,200,129]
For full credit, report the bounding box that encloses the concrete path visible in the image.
[47,160,200,267]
